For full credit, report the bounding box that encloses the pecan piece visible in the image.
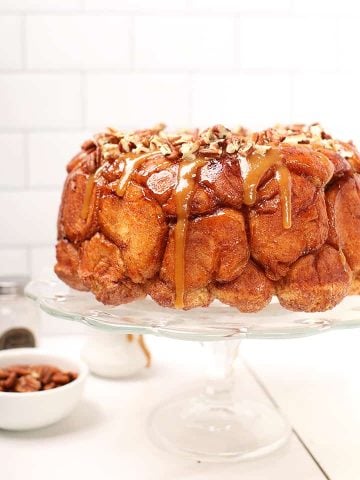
[14,375,41,393]
[52,372,70,385]
[40,366,57,385]
[3,371,17,390]
[43,382,56,390]
[68,371,78,381]
[8,365,31,376]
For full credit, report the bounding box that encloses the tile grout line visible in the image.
[20,14,27,70]
[23,132,30,189]
[26,246,32,276]
[0,10,353,18]
[0,186,62,192]
[243,358,331,480]
[289,71,295,123]
[187,72,192,126]
[0,67,344,74]
[0,243,53,249]
[80,72,87,129]
[0,127,91,133]
[129,15,135,70]
[234,16,240,69]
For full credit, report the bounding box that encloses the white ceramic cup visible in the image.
[81,332,149,378]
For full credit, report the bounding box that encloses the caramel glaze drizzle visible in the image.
[80,152,159,220]
[80,162,109,220]
[174,157,207,309]
[241,147,292,230]
[112,149,206,309]
[116,152,159,197]
[80,143,292,310]
[80,173,95,220]
[126,334,151,367]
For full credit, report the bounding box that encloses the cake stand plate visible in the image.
[25,278,360,341]
[26,278,360,462]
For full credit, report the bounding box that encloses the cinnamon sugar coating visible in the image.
[55,123,360,312]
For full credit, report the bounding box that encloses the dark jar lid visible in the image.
[0,276,30,296]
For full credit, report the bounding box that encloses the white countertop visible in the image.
[1,330,360,480]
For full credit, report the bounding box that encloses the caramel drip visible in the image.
[81,151,158,220]
[241,147,292,229]
[174,158,207,309]
[116,152,159,197]
[138,335,151,368]
[80,174,95,220]
[276,165,292,229]
[126,334,151,367]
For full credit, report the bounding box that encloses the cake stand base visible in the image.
[148,340,290,462]
[149,394,290,462]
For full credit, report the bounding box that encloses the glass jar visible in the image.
[0,276,41,350]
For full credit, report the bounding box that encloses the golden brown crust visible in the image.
[350,271,360,295]
[249,175,329,280]
[146,278,213,310]
[78,233,145,305]
[98,183,168,283]
[326,175,360,273]
[211,261,274,312]
[57,169,99,242]
[276,245,352,312]
[146,208,249,309]
[55,240,88,291]
[55,123,360,312]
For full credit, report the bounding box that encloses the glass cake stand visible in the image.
[26,277,360,462]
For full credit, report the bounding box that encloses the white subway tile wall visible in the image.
[27,16,131,69]
[190,73,292,129]
[28,131,87,187]
[191,0,291,13]
[0,16,22,69]
[0,74,82,128]
[0,1,82,11]
[0,133,26,187]
[236,17,340,71]
[0,190,60,246]
[0,0,360,281]
[29,245,55,277]
[0,248,28,275]
[86,73,190,129]
[134,16,235,70]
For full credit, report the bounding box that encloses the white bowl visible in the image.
[0,348,88,431]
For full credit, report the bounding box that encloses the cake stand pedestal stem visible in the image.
[149,337,291,462]
[201,339,240,408]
